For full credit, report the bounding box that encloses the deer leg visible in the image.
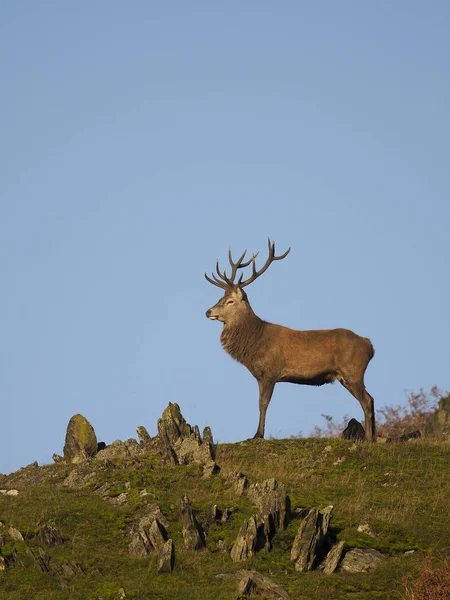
[254,380,275,439]
[339,379,376,442]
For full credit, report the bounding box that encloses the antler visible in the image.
[239,238,290,288]
[204,239,290,289]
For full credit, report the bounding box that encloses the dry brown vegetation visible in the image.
[311,387,446,439]
[398,555,450,600]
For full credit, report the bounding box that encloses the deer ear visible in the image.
[235,287,244,300]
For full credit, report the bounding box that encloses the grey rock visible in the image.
[37,524,64,546]
[340,548,385,572]
[291,506,333,572]
[128,504,168,557]
[26,547,51,572]
[235,570,289,598]
[227,472,249,496]
[63,414,98,463]
[63,466,98,488]
[342,419,366,441]
[322,540,346,574]
[205,504,219,527]
[156,403,215,467]
[136,426,152,446]
[94,440,130,460]
[8,548,25,569]
[202,461,220,478]
[230,516,258,562]
[8,527,24,542]
[157,539,175,574]
[180,496,205,551]
[148,519,168,554]
[424,394,450,440]
[249,478,290,532]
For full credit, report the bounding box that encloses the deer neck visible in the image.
[220,307,265,367]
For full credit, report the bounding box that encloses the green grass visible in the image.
[0,438,449,599]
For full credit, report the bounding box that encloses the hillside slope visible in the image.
[0,434,449,599]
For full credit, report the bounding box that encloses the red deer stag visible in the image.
[205,240,376,441]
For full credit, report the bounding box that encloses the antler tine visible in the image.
[204,271,229,289]
[240,238,291,288]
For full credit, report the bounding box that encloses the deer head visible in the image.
[205,239,290,324]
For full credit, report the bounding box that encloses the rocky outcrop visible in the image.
[227,471,249,496]
[322,540,346,574]
[236,569,289,598]
[342,419,366,441]
[230,478,290,561]
[63,414,98,463]
[128,504,168,558]
[230,516,259,562]
[180,496,205,551]
[157,539,175,574]
[36,524,64,547]
[424,394,450,440]
[290,506,333,572]
[155,403,218,473]
[339,548,385,572]
[95,439,144,461]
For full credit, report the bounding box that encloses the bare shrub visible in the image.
[399,555,450,600]
[310,387,445,439]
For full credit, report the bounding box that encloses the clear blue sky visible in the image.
[2,2,449,474]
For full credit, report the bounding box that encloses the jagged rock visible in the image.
[357,523,375,537]
[0,556,6,573]
[63,467,97,488]
[156,403,215,467]
[8,527,24,542]
[247,478,290,552]
[58,562,84,578]
[202,460,220,478]
[227,472,249,496]
[342,419,366,441]
[157,539,175,574]
[8,549,25,569]
[221,507,238,522]
[117,588,127,599]
[235,570,289,598]
[217,539,230,552]
[109,493,129,506]
[180,496,205,551]
[340,548,385,572]
[63,414,98,463]
[37,524,64,546]
[322,540,346,574]
[203,426,214,448]
[230,516,258,562]
[53,453,63,463]
[206,504,219,527]
[136,426,152,446]
[128,504,168,557]
[95,439,142,461]
[424,394,450,440]
[148,519,168,554]
[26,547,51,572]
[249,478,290,532]
[291,506,333,572]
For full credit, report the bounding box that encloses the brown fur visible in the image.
[206,286,376,441]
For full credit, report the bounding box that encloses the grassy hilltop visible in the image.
[0,436,449,600]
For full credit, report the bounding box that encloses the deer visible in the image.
[205,239,376,441]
